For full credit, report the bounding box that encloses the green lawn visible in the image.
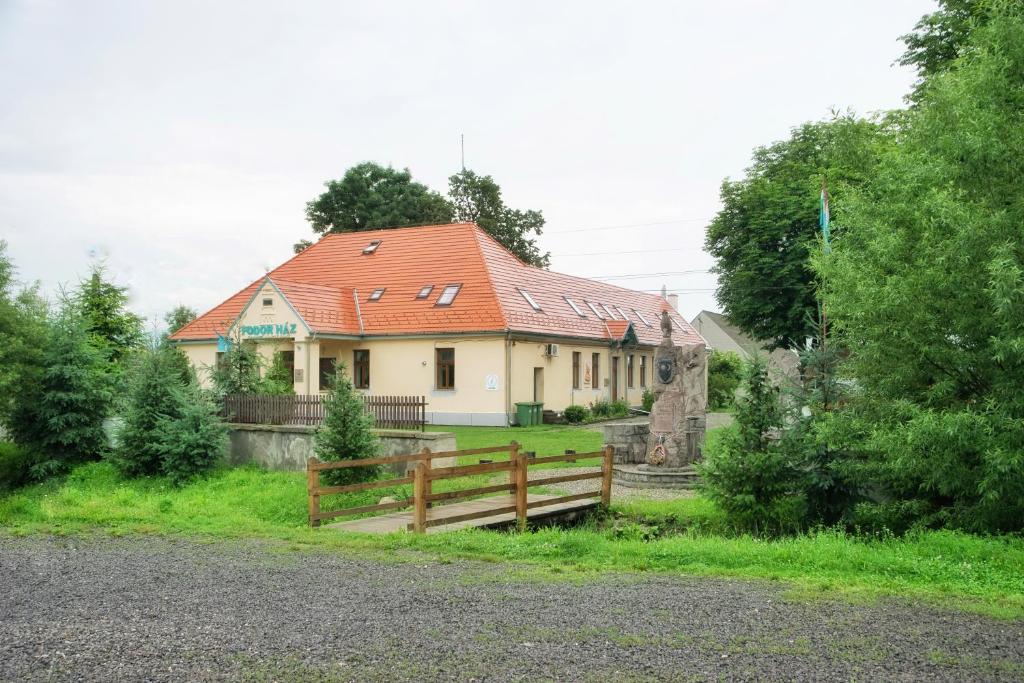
[427,423,605,467]
[2,460,1022,620]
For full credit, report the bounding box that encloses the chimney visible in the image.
[667,293,679,311]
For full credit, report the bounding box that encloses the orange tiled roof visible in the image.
[170,223,704,347]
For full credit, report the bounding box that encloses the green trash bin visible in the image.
[515,401,544,426]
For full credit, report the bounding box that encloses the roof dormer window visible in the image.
[585,300,605,319]
[362,240,382,255]
[519,288,542,311]
[564,296,586,317]
[368,288,385,301]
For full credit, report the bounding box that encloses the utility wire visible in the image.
[552,246,707,257]
[546,217,708,234]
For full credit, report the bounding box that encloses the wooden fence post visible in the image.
[420,447,433,509]
[413,462,427,533]
[511,441,527,531]
[307,457,321,528]
[601,444,613,507]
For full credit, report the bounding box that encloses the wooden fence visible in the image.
[306,442,614,532]
[220,394,427,431]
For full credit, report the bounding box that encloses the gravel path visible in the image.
[1,535,1021,682]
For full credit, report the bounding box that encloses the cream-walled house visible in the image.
[171,223,706,426]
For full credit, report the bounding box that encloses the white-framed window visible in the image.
[416,285,434,299]
[368,288,385,301]
[436,283,462,306]
[585,301,605,319]
[564,297,586,317]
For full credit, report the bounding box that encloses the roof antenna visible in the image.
[460,133,465,171]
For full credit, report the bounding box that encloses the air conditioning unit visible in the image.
[545,343,560,357]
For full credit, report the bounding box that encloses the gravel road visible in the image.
[2,535,1021,682]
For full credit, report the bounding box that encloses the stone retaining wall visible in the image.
[226,424,457,475]
[602,422,651,464]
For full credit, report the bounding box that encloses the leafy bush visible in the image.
[590,399,612,418]
[314,364,380,486]
[563,405,589,424]
[610,399,631,416]
[0,441,37,492]
[642,389,655,412]
[707,350,743,409]
[152,389,228,486]
[111,348,187,478]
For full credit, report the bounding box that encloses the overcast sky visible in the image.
[0,0,935,329]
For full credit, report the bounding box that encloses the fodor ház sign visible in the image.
[240,323,297,337]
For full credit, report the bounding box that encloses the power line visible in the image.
[552,246,707,257]
[591,269,712,281]
[546,217,708,234]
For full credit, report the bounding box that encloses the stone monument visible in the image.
[611,311,707,488]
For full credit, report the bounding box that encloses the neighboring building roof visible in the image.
[691,310,765,358]
[691,310,800,378]
[171,223,704,347]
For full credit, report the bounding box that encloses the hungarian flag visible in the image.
[819,180,831,253]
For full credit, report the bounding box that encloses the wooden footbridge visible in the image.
[307,442,613,534]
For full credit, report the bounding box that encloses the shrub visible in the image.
[590,399,612,418]
[707,350,743,409]
[563,405,589,424]
[314,364,380,486]
[610,399,631,417]
[152,388,228,486]
[642,389,655,412]
[111,348,187,478]
[0,441,37,492]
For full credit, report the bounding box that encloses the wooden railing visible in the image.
[221,393,427,430]
[306,442,614,532]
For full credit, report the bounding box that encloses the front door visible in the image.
[533,367,544,402]
[611,356,619,402]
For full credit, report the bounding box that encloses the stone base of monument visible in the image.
[612,463,700,489]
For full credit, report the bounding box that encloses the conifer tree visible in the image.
[111,348,186,478]
[314,364,379,486]
[152,387,228,486]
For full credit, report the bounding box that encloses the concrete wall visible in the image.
[226,424,457,474]
[602,421,651,464]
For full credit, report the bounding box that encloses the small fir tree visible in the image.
[314,364,380,486]
[698,357,811,535]
[111,347,187,478]
[76,263,146,366]
[262,351,295,395]
[9,303,114,478]
[209,336,264,396]
[152,387,228,486]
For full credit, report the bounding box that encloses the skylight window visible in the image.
[368,288,385,301]
[615,306,631,321]
[416,285,434,299]
[601,304,618,320]
[436,284,461,306]
[634,309,653,327]
[585,300,605,319]
[564,296,586,317]
[362,240,382,255]
[519,288,542,311]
